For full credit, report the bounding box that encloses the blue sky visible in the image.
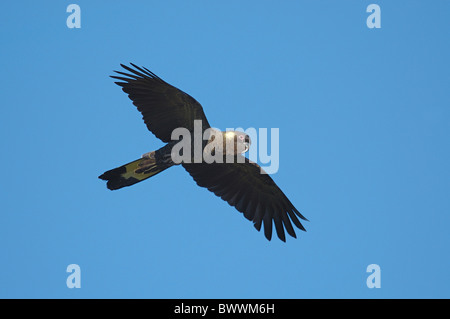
[1,1,449,298]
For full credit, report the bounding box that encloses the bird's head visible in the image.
[224,131,251,154]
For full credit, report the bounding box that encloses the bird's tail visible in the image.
[98,151,172,190]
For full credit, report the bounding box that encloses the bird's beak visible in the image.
[242,142,250,153]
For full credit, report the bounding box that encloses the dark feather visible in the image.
[111,63,210,143]
[183,156,306,241]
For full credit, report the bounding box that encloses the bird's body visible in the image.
[99,63,307,241]
[99,130,249,190]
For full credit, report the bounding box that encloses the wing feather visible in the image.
[111,63,210,142]
[183,156,306,241]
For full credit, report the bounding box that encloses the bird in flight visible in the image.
[99,63,307,241]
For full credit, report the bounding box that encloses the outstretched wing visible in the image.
[111,63,211,143]
[183,157,307,241]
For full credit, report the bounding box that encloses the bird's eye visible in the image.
[239,135,244,140]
